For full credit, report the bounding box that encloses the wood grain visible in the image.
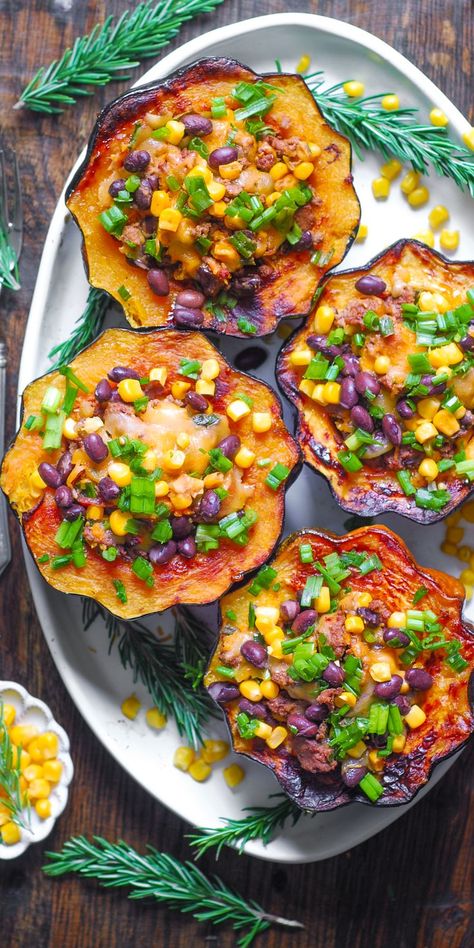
[0,1,473,946]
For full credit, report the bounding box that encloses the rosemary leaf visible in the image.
[0,703,30,831]
[0,218,20,291]
[43,836,303,946]
[48,287,109,367]
[82,601,217,747]
[189,796,304,858]
[17,0,226,114]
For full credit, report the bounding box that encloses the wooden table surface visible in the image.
[0,1,473,945]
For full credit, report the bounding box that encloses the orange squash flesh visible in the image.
[1,328,300,619]
[278,240,474,522]
[206,526,474,810]
[66,57,360,336]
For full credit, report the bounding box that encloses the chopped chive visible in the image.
[117,284,131,301]
[236,317,257,335]
[113,579,127,603]
[211,96,226,118]
[41,385,62,414]
[215,665,236,679]
[299,543,314,564]
[37,554,50,564]
[132,556,154,585]
[265,463,290,490]
[338,450,363,473]
[413,586,428,604]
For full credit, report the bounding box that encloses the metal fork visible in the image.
[0,150,23,577]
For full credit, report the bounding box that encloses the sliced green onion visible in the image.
[130,477,155,515]
[41,385,62,414]
[236,317,257,335]
[359,772,384,802]
[99,205,128,235]
[300,574,323,608]
[299,543,314,564]
[117,285,131,301]
[132,556,154,585]
[113,579,127,603]
[151,520,173,544]
[397,469,416,497]
[265,463,290,490]
[211,96,226,118]
[50,554,73,570]
[338,450,363,473]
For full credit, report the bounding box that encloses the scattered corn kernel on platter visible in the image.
[12,14,474,861]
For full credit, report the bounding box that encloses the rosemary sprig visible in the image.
[44,836,303,946]
[0,218,20,292]
[190,796,304,859]
[82,601,217,747]
[16,0,226,114]
[0,703,29,830]
[48,287,110,367]
[307,73,474,196]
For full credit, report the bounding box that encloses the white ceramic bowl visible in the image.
[0,682,73,859]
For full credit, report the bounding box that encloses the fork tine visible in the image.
[0,151,9,235]
[9,152,23,259]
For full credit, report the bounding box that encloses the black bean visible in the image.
[218,435,240,459]
[98,477,121,502]
[383,628,410,648]
[279,599,300,624]
[63,503,84,521]
[374,675,403,700]
[355,371,380,397]
[170,516,194,540]
[123,150,150,172]
[198,490,221,523]
[175,288,205,309]
[322,661,344,686]
[291,609,317,634]
[209,146,238,168]
[83,433,108,463]
[182,114,213,137]
[340,377,359,409]
[55,486,73,508]
[241,640,268,667]
[342,764,367,788]
[95,379,113,402]
[290,230,313,251]
[350,405,374,432]
[238,698,267,718]
[305,702,329,723]
[421,372,446,396]
[178,536,196,558]
[287,713,319,737]
[56,451,73,483]
[209,682,240,704]
[396,398,415,419]
[231,272,262,297]
[134,181,153,210]
[357,607,380,627]
[405,668,433,691]
[108,366,140,382]
[355,275,386,296]
[146,174,160,192]
[341,352,360,377]
[109,178,126,198]
[185,390,208,412]
[196,263,224,297]
[460,333,474,352]
[147,268,169,296]
[149,541,178,565]
[38,462,62,488]
[382,413,402,446]
[393,695,411,716]
[306,334,342,359]
[173,306,204,328]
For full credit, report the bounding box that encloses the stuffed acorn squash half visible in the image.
[66,57,360,336]
[278,240,474,522]
[205,526,474,810]
[1,328,299,619]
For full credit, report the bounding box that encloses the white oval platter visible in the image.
[16,13,474,863]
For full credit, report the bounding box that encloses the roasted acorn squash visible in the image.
[1,328,299,619]
[277,240,474,522]
[205,526,474,810]
[66,57,360,336]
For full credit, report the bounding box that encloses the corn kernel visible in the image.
[415,421,437,444]
[62,417,77,439]
[266,191,281,206]
[391,734,406,754]
[212,240,240,269]
[408,186,430,208]
[441,541,458,556]
[358,592,373,607]
[201,358,220,381]
[201,739,229,764]
[173,746,195,772]
[210,200,227,217]
[368,750,385,772]
[296,54,311,73]
[447,526,464,544]
[189,758,212,782]
[345,615,365,633]
[430,107,448,127]
[2,704,16,728]
[207,181,226,201]
[186,163,213,184]
[162,449,186,472]
[121,694,141,720]
[219,161,242,180]
[400,170,420,194]
[165,119,185,144]
[370,662,392,683]
[417,397,440,419]
[86,504,104,521]
[439,229,460,251]
[159,208,182,232]
[372,176,390,199]
[347,741,368,759]
[405,704,426,729]
[355,223,368,242]
[343,80,365,97]
[299,379,315,398]
[227,399,251,422]
[254,721,273,740]
[171,380,191,400]
[175,433,189,451]
[203,472,224,489]
[109,509,131,536]
[462,127,474,151]
[117,378,143,402]
[335,691,357,708]
[413,230,435,248]
[316,585,331,613]
[146,708,167,730]
[43,759,63,783]
[381,94,400,111]
[149,366,168,385]
[374,355,390,374]
[314,304,335,334]
[235,447,255,469]
[141,450,159,473]
[9,724,39,747]
[260,679,279,699]
[239,680,262,702]
[1,821,21,845]
[27,777,51,801]
[322,381,341,405]
[428,205,450,230]
[294,161,314,181]
[254,606,280,634]
[35,799,52,820]
[460,568,474,585]
[308,142,321,158]
[108,462,132,487]
[290,348,313,366]
[418,458,439,481]
[270,162,288,181]
[150,190,170,216]
[455,405,466,420]
[419,290,450,312]
[252,412,272,433]
[30,469,47,491]
[433,409,460,437]
[266,726,288,749]
[223,763,245,788]
[195,379,215,397]
[171,492,192,511]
